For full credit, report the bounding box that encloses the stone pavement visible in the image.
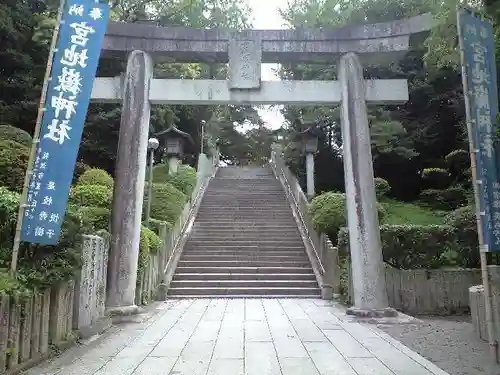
[25,299,450,375]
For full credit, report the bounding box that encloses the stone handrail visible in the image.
[270,147,340,298]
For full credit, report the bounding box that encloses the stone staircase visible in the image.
[167,166,321,298]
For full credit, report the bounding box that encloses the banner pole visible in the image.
[457,7,497,362]
[10,0,67,272]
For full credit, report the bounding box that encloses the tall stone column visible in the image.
[106,50,153,315]
[338,52,395,317]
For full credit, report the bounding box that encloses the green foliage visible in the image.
[167,165,197,196]
[445,149,470,176]
[421,168,451,189]
[0,187,20,246]
[77,168,114,188]
[69,184,112,208]
[419,186,468,211]
[137,225,162,274]
[338,224,457,269]
[145,183,187,225]
[0,140,29,192]
[444,205,479,268]
[374,178,391,198]
[0,125,32,147]
[309,192,386,242]
[73,161,90,184]
[147,218,173,234]
[78,206,110,232]
[381,199,444,225]
[152,164,169,183]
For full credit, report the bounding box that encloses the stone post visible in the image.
[107,50,153,316]
[168,156,180,175]
[338,52,395,317]
[306,152,315,199]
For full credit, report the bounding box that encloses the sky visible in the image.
[242,0,290,131]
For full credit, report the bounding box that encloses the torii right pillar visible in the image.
[339,52,396,317]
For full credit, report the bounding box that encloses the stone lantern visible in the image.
[296,123,321,199]
[154,125,194,175]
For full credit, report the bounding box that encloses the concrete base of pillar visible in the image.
[106,304,144,323]
[346,306,398,318]
[321,285,333,300]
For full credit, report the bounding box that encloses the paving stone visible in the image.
[245,299,266,321]
[347,357,396,375]
[92,355,145,375]
[279,357,320,375]
[273,337,309,358]
[245,321,272,341]
[131,357,178,375]
[289,319,328,342]
[304,342,358,375]
[213,336,244,359]
[207,358,244,375]
[323,330,373,358]
[245,341,282,375]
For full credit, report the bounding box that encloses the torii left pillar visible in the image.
[106,50,153,316]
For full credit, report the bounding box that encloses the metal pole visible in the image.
[457,8,497,361]
[145,149,154,225]
[11,0,67,272]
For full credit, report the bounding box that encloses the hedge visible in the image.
[0,140,29,192]
[419,186,468,211]
[138,225,162,274]
[77,168,114,188]
[167,165,197,196]
[69,184,113,208]
[444,205,479,268]
[147,218,173,234]
[422,168,451,189]
[78,206,111,232]
[152,164,169,183]
[144,183,187,225]
[0,125,32,147]
[337,224,457,269]
[0,187,21,247]
[374,177,391,198]
[309,192,386,243]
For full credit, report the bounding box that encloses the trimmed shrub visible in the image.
[421,168,451,189]
[138,225,162,273]
[0,125,32,147]
[142,226,161,254]
[77,168,114,188]
[73,161,90,184]
[0,140,29,192]
[309,192,386,243]
[151,164,169,183]
[444,205,479,268]
[144,183,187,225]
[445,149,470,176]
[147,218,173,234]
[69,184,112,208]
[167,165,197,196]
[78,206,111,232]
[338,224,457,269]
[374,177,391,198]
[419,186,468,211]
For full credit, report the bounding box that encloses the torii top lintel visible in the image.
[101,13,433,64]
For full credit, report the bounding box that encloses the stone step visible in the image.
[177,260,312,267]
[173,273,316,281]
[167,286,321,296]
[180,254,309,262]
[170,280,319,288]
[175,266,314,274]
[184,245,306,252]
[186,241,305,247]
[185,243,305,249]
[187,237,303,243]
[182,250,307,256]
[166,295,320,299]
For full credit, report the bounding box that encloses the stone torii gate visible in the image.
[92,14,431,317]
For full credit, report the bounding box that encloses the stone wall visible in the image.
[348,265,481,315]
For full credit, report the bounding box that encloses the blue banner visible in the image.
[458,9,500,251]
[20,0,109,245]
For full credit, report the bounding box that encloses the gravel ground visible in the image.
[378,316,500,375]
